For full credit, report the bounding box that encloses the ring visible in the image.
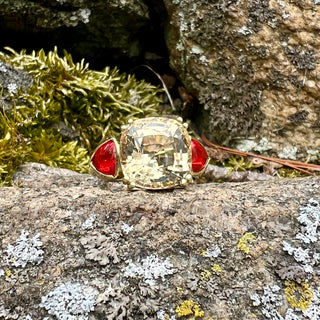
[90,116,209,190]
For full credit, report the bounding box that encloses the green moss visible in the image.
[226,155,263,172]
[0,109,30,185]
[0,47,162,185]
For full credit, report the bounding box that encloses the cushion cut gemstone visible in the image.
[120,117,191,189]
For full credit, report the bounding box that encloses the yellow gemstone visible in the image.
[120,117,191,189]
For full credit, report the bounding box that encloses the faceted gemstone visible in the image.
[191,139,209,174]
[120,117,191,189]
[91,139,117,176]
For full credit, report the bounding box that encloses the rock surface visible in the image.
[0,0,156,67]
[164,0,320,157]
[0,162,320,319]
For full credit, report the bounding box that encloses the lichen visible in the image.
[200,269,211,281]
[81,214,96,230]
[157,310,176,320]
[97,274,161,319]
[121,222,134,234]
[175,299,204,318]
[201,244,221,258]
[250,284,283,319]
[295,198,320,244]
[252,282,320,319]
[0,47,162,185]
[284,280,313,311]
[40,282,98,320]
[211,264,223,273]
[278,147,298,160]
[252,198,320,319]
[201,264,223,281]
[282,198,320,274]
[124,254,175,286]
[5,230,44,268]
[80,231,120,265]
[237,232,256,254]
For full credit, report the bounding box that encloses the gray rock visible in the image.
[1,162,320,319]
[0,60,33,109]
[0,0,151,64]
[163,0,320,157]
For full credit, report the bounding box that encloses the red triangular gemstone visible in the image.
[191,139,209,173]
[91,140,117,176]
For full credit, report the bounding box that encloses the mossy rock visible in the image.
[0,47,162,185]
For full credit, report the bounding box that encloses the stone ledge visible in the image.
[0,163,319,319]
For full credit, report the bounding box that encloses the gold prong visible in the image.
[128,182,136,189]
[121,125,128,130]
[177,117,183,123]
[181,178,188,187]
[186,173,193,181]
[122,176,129,184]
[128,119,133,124]
[183,122,188,129]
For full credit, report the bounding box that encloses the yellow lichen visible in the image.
[175,299,205,318]
[201,250,207,257]
[5,269,11,278]
[201,269,212,280]
[284,280,313,311]
[211,264,223,273]
[237,232,256,254]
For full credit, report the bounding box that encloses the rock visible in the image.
[0,60,33,110]
[1,162,320,319]
[163,0,320,158]
[0,0,152,67]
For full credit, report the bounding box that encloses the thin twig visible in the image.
[201,133,320,175]
[135,64,176,111]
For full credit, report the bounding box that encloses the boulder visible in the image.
[164,0,320,159]
[0,0,152,67]
[0,162,319,319]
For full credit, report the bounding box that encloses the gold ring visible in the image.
[90,116,209,190]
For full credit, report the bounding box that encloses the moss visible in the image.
[0,47,162,185]
[0,110,30,185]
[226,156,263,172]
[277,168,306,178]
[284,280,313,311]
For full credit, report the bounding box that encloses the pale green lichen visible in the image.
[278,147,298,160]
[0,47,162,185]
